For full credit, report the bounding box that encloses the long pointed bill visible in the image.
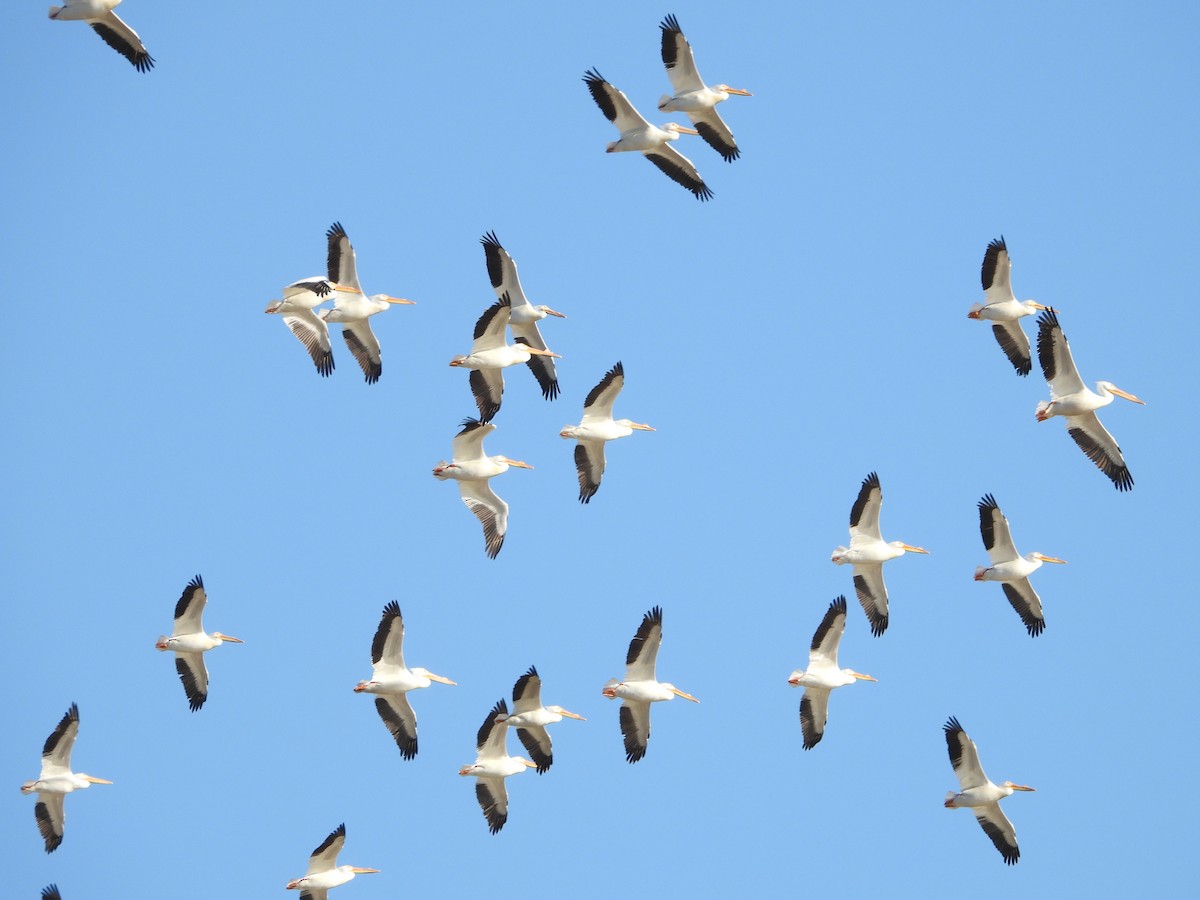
[427,673,457,685]
[218,634,244,643]
[670,687,700,703]
[559,709,586,721]
[525,346,561,358]
[674,126,700,135]
[523,760,538,768]
[544,308,567,318]
[384,297,416,305]
[851,671,878,682]
[504,460,534,470]
[1035,555,1067,564]
[901,544,930,554]
[350,867,381,874]
[630,423,655,431]
[1029,301,1054,310]
[85,776,113,784]
[726,88,753,96]
[1010,784,1035,792]
[1110,387,1145,404]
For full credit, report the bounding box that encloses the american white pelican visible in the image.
[583,68,713,201]
[1035,309,1144,491]
[450,295,561,423]
[560,361,654,503]
[43,886,61,900]
[481,232,565,401]
[49,1,153,72]
[830,472,929,637]
[154,574,243,712]
[433,418,532,559]
[354,601,455,759]
[501,666,586,774]
[602,606,698,763]
[787,596,876,750]
[657,14,752,162]
[968,237,1053,376]
[459,699,537,834]
[975,495,1066,637]
[319,222,414,384]
[944,717,1035,865]
[287,823,379,897]
[21,704,112,853]
[265,278,344,376]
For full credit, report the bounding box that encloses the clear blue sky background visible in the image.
[4,1,1198,896]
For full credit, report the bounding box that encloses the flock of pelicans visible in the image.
[29,2,1150,895]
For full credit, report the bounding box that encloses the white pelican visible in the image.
[480,232,565,401]
[602,606,698,763]
[432,418,532,559]
[830,472,929,637]
[154,574,243,712]
[49,1,153,72]
[450,295,561,423]
[787,596,876,750]
[975,494,1066,637]
[968,236,1053,376]
[501,666,586,774]
[583,68,713,201]
[1035,309,1144,491]
[944,717,1035,865]
[319,222,414,384]
[286,823,379,897]
[43,887,62,900]
[21,703,112,853]
[560,361,654,503]
[657,14,752,162]
[354,601,455,759]
[265,278,344,376]
[459,699,537,834]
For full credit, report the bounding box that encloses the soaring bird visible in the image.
[560,362,654,503]
[480,232,565,401]
[583,68,712,200]
[602,606,698,763]
[286,823,379,898]
[1035,309,1144,490]
[787,596,876,749]
[975,495,1066,637]
[657,14,752,162]
[155,575,243,712]
[830,472,929,637]
[943,717,1035,865]
[265,277,343,376]
[433,418,533,559]
[459,700,537,834]
[319,222,414,384]
[968,237,1053,376]
[501,666,585,774]
[354,602,455,759]
[49,1,153,72]
[21,704,112,853]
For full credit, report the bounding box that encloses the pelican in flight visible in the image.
[265,278,347,377]
[657,14,751,162]
[459,699,537,834]
[787,596,876,750]
[1035,309,1144,491]
[49,1,153,72]
[602,606,698,763]
[975,495,1066,637]
[319,222,414,384]
[354,601,455,759]
[944,717,1035,865]
[480,232,565,401]
[968,236,1053,376]
[831,472,929,637]
[500,666,585,774]
[287,823,379,897]
[433,418,532,559]
[21,704,112,853]
[560,361,654,503]
[155,575,243,712]
[583,68,712,200]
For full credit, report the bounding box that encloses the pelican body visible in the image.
[460,699,537,834]
[968,236,1052,375]
[265,277,345,376]
[975,495,1066,637]
[154,574,243,712]
[287,823,379,897]
[501,666,585,773]
[49,0,153,72]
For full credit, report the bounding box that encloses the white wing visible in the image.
[583,69,653,133]
[978,495,1018,563]
[644,143,713,201]
[340,319,382,384]
[90,11,153,72]
[688,108,740,163]
[848,472,883,542]
[991,320,1033,376]
[809,596,848,668]
[468,368,504,424]
[1001,580,1046,637]
[619,700,651,763]
[660,14,705,94]
[515,725,553,774]
[980,237,1015,304]
[944,718,990,790]
[173,575,207,636]
[282,308,334,377]
[374,695,418,760]
[974,803,1021,865]
[41,704,80,776]
[574,440,606,504]
[511,667,543,714]
[480,232,528,307]
[581,362,624,423]
[459,480,508,559]
[34,792,66,853]
[306,824,346,876]
[470,299,512,354]
[1036,310,1085,398]
[1065,411,1133,491]
[326,223,360,292]
[371,601,406,669]
[451,419,495,463]
[851,564,889,638]
[624,606,663,682]
[510,321,559,400]
[475,776,509,834]
[174,652,209,712]
[799,688,831,750]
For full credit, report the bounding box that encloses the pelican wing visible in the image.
[341,320,382,384]
[644,143,713,201]
[625,605,663,681]
[619,700,651,763]
[374,695,418,759]
[468,369,504,424]
[91,11,153,72]
[515,725,553,774]
[306,823,346,876]
[283,278,336,303]
[42,704,80,775]
[1001,581,1046,637]
[476,699,509,756]
[848,471,883,541]
[583,69,652,133]
[980,237,1014,301]
[459,479,508,559]
[1036,309,1085,398]
[810,595,847,668]
[991,321,1033,377]
[471,296,512,353]
[174,653,209,712]
[451,418,495,463]
[581,362,625,422]
[325,223,360,292]
[475,777,509,834]
[370,601,406,668]
[511,327,559,399]
[944,717,990,791]
[1066,411,1133,491]
[660,15,705,93]
[173,574,207,636]
[975,803,1021,865]
[282,308,334,377]
[852,565,889,638]
[977,494,1018,562]
[480,232,527,306]
[574,440,606,504]
[691,110,740,163]
[34,793,65,853]
[511,666,543,714]
[799,688,831,750]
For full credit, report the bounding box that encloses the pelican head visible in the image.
[495,456,533,470]
[1098,381,1146,405]
[664,683,699,703]
[546,705,586,721]
[536,305,566,318]
[411,667,457,685]
[890,541,929,555]
[211,632,243,644]
[615,419,655,431]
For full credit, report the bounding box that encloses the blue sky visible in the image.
[4,1,1198,896]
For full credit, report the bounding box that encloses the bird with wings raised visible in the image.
[967,236,1053,376]
[286,823,379,898]
[49,0,153,72]
[499,666,585,774]
[974,495,1066,637]
[459,699,537,834]
[155,575,243,712]
[560,362,654,503]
